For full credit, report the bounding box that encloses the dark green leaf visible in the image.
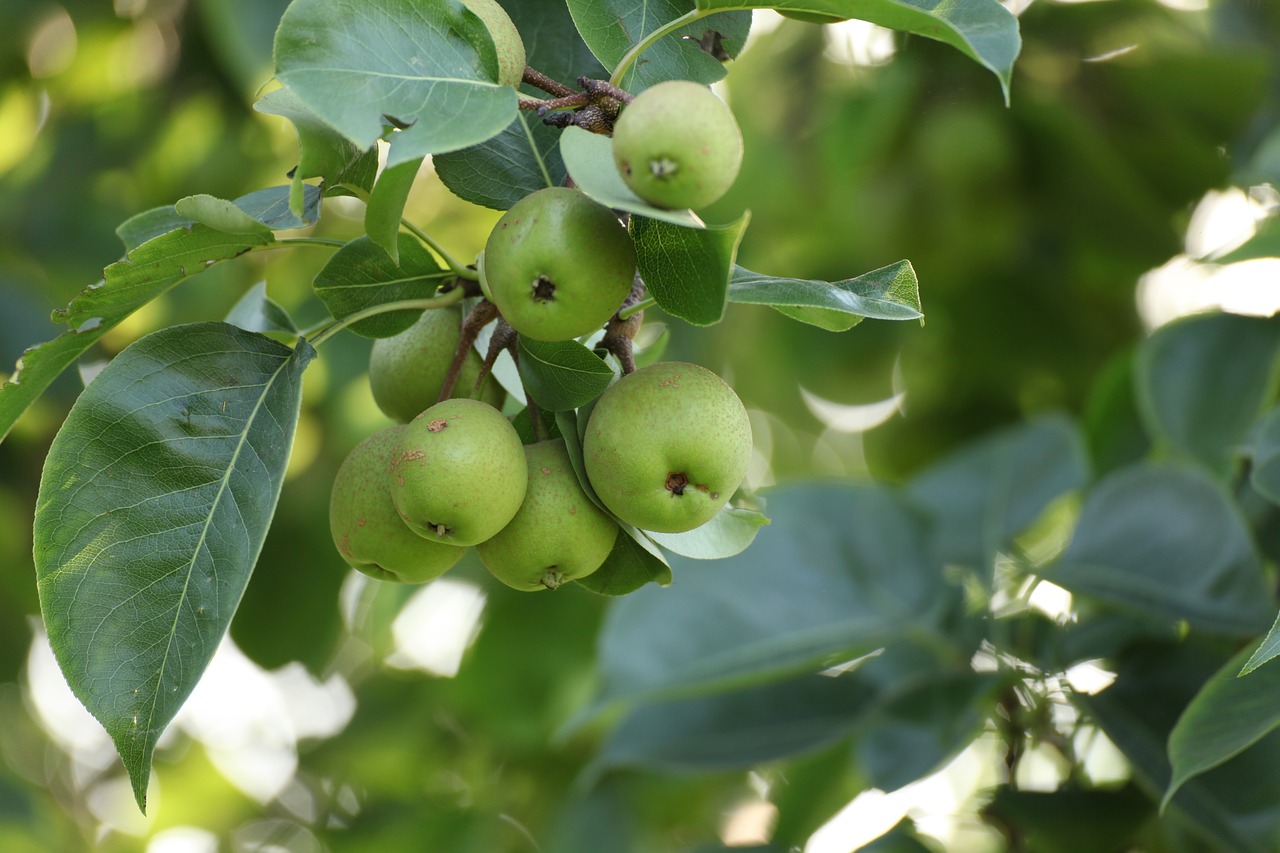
[516,337,616,412]
[253,85,378,213]
[981,784,1154,853]
[1049,463,1273,636]
[559,127,704,227]
[1166,641,1280,808]
[225,282,299,334]
[631,213,749,326]
[598,672,872,772]
[695,0,1021,102]
[0,226,272,443]
[729,261,922,331]
[567,1,751,91]
[576,523,673,596]
[365,158,424,264]
[506,0,607,89]
[1082,349,1152,478]
[273,0,517,165]
[645,504,769,559]
[904,414,1089,569]
[1250,405,1280,506]
[1135,312,1280,479]
[591,482,949,708]
[435,113,566,210]
[33,323,314,811]
[312,235,451,338]
[173,194,274,238]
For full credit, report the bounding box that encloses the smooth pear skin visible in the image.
[583,361,752,533]
[611,80,743,210]
[482,187,636,341]
[477,439,619,591]
[369,306,504,423]
[389,398,527,546]
[462,0,526,88]
[330,425,467,583]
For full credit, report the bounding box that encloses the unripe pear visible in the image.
[477,439,619,591]
[389,397,527,546]
[611,80,743,210]
[369,306,504,423]
[330,425,467,583]
[583,361,752,533]
[462,0,526,88]
[482,187,636,342]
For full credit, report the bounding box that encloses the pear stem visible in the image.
[440,299,499,403]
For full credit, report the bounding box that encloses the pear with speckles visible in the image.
[583,361,752,533]
[330,425,467,583]
[477,439,618,591]
[388,398,527,546]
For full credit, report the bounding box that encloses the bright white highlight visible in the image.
[386,577,487,677]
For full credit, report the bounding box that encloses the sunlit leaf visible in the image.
[34,323,313,811]
[729,261,922,331]
[644,504,768,559]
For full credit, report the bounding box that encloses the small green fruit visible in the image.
[612,80,743,210]
[584,361,752,533]
[482,187,636,342]
[389,397,527,546]
[330,425,467,583]
[477,439,619,591]
[462,0,526,88]
[369,306,504,423]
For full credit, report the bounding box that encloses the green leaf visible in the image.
[728,261,922,331]
[559,127,704,228]
[506,0,607,88]
[591,482,950,708]
[695,0,1021,102]
[630,213,748,326]
[567,1,752,91]
[312,235,451,338]
[436,113,567,210]
[597,672,872,772]
[1082,348,1152,478]
[1240,610,1280,676]
[981,785,1154,853]
[1250,405,1280,507]
[1165,641,1280,809]
[33,323,314,812]
[1135,312,1280,479]
[516,337,616,412]
[644,504,769,559]
[1049,463,1273,637]
[769,744,866,850]
[365,158,424,264]
[224,282,298,335]
[253,86,378,213]
[115,186,320,252]
[273,0,518,165]
[173,194,275,239]
[231,185,322,231]
[904,414,1089,569]
[116,207,196,251]
[576,523,673,596]
[0,225,273,444]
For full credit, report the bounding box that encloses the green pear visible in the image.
[611,80,743,210]
[330,425,468,583]
[369,305,504,423]
[482,187,636,342]
[388,397,527,546]
[462,0,526,88]
[477,439,619,591]
[583,361,752,533]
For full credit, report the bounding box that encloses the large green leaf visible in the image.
[516,337,616,412]
[695,0,1021,102]
[1165,641,1280,809]
[728,262,922,331]
[1049,463,1273,637]
[33,323,314,811]
[591,482,950,709]
[435,113,566,210]
[566,0,752,91]
[273,0,518,165]
[312,235,452,338]
[0,226,273,444]
[1135,312,1280,479]
[904,414,1089,569]
[631,213,749,326]
[559,127,704,227]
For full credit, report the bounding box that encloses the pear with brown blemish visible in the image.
[388,398,527,546]
[477,439,618,591]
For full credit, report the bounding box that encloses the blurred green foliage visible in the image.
[2,1,1279,851]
